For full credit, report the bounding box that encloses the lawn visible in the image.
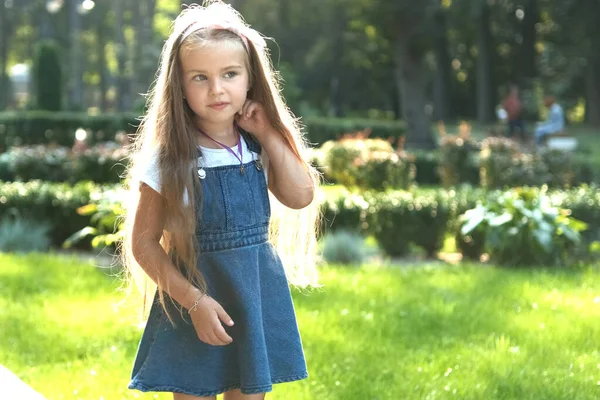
[2,253,600,399]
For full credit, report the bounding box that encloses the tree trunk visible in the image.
[114,0,130,111]
[330,7,345,117]
[141,0,157,96]
[131,0,142,103]
[586,58,600,126]
[0,3,10,110]
[432,8,451,121]
[67,0,84,110]
[520,0,538,81]
[394,36,435,149]
[476,0,494,124]
[96,21,109,111]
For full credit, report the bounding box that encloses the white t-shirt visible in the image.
[138,137,263,195]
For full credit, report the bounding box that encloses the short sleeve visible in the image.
[133,150,162,193]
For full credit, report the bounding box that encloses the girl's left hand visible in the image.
[235,100,273,140]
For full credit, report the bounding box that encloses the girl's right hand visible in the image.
[189,295,235,346]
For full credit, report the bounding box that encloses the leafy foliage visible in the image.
[322,230,368,265]
[459,187,587,266]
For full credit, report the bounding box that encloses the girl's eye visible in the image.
[224,71,238,79]
[193,75,207,81]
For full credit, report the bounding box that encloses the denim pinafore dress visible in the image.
[128,132,308,396]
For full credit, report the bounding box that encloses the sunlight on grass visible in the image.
[2,253,600,399]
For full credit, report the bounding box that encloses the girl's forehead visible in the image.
[180,42,248,72]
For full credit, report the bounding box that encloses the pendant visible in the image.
[240,165,245,175]
[255,160,263,171]
[197,157,206,179]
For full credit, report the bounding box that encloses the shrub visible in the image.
[367,191,450,257]
[0,111,139,150]
[479,137,548,189]
[322,230,368,265]
[539,148,575,188]
[549,185,600,245]
[410,150,440,185]
[0,180,110,247]
[320,189,370,236]
[459,187,586,266]
[33,40,62,111]
[64,187,126,250]
[438,122,479,187]
[0,215,51,253]
[304,117,406,145]
[0,142,127,183]
[320,132,415,191]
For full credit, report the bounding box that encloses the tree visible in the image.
[374,1,437,149]
[432,5,452,121]
[475,0,494,124]
[67,0,84,110]
[114,0,130,111]
[33,40,62,111]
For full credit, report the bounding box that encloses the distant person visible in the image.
[503,85,526,140]
[535,95,565,145]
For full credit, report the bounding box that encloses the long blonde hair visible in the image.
[121,1,321,318]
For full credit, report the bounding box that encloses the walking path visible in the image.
[0,364,47,399]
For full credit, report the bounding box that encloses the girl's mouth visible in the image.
[209,102,229,110]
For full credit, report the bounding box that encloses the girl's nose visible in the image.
[209,79,224,95]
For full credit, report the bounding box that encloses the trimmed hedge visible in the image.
[1,181,598,259]
[0,144,127,183]
[0,112,406,149]
[0,181,108,247]
[0,111,140,149]
[303,118,406,145]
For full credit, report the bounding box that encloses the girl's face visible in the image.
[180,42,250,130]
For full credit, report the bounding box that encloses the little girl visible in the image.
[121,2,321,399]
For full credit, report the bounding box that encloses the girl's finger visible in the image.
[212,320,233,344]
[242,101,252,119]
[215,305,234,327]
[245,102,258,119]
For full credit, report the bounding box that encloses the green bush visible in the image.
[0,180,596,263]
[459,187,586,266]
[410,150,441,185]
[0,215,52,253]
[304,118,406,145]
[322,230,368,265]
[319,189,370,236]
[367,191,450,257]
[0,181,111,247]
[33,40,62,111]
[0,111,139,150]
[0,113,402,150]
[64,187,126,250]
[539,148,575,188]
[479,137,548,189]
[438,133,479,187]
[550,185,600,245]
[320,137,415,191]
[0,143,127,183]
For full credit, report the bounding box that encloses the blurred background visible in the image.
[0,0,598,141]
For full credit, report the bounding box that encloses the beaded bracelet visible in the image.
[188,293,209,314]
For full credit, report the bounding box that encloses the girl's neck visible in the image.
[194,118,238,148]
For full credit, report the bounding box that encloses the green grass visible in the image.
[2,253,600,399]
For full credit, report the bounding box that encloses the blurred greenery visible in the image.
[2,0,600,148]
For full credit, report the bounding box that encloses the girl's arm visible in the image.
[131,184,203,309]
[260,130,314,210]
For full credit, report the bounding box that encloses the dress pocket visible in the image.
[198,170,229,232]
[222,167,258,229]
